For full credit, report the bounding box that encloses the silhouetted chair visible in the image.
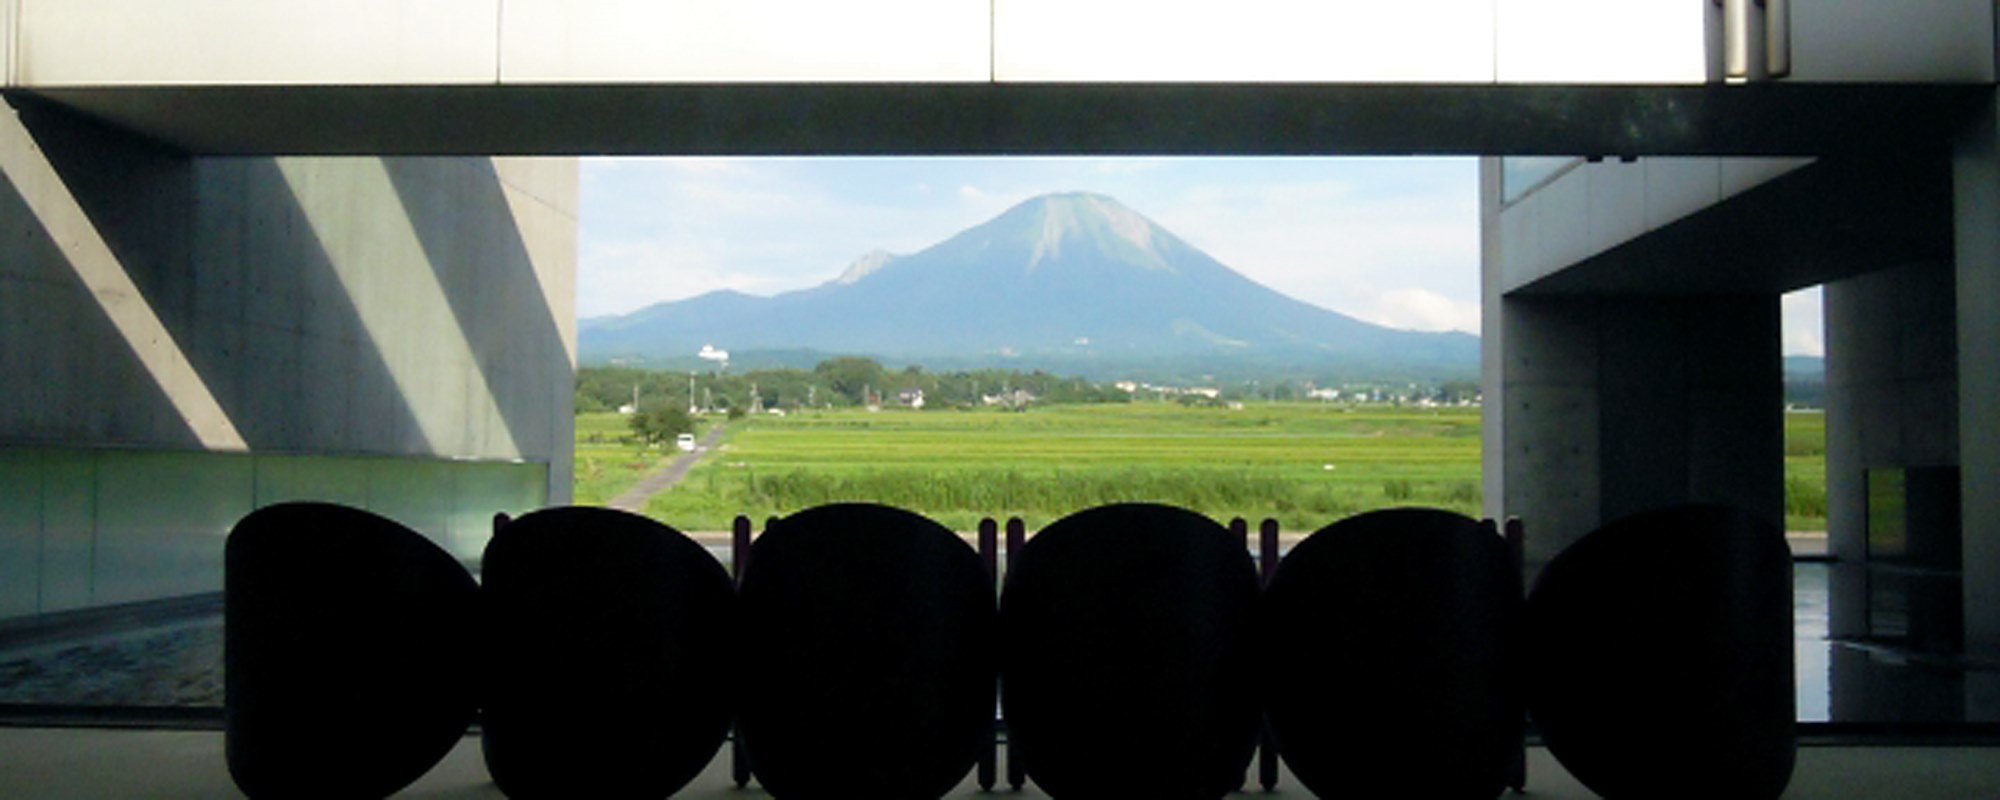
[480,506,737,798]
[736,503,996,798]
[225,502,479,799]
[1000,503,1260,798]
[1525,504,1795,799]
[1260,508,1522,798]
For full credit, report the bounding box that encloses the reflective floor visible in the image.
[1795,562,2000,725]
[0,727,1997,799]
[1797,562,1832,721]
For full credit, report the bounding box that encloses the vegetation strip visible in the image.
[579,399,1824,534]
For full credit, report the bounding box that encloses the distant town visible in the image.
[576,358,1483,419]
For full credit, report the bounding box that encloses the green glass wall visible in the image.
[0,446,547,618]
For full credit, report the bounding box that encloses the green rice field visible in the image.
[577,405,1827,533]
[1784,410,1828,532]
[640,403,1482,532]
[571,411,678,506]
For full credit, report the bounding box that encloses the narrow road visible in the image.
[608,423,727,512]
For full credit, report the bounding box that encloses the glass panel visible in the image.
[0,449,41,617]
[1500,156,1580,203]
[445,460,547,563]
[0,446,548,708]
[1865,468,1907,560]
[365,458,455,550]
[254,454,370,509]
[93,451,252,604]
[38,449,96,613]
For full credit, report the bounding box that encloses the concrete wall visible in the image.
[1496,157,1812,293]
[1487,288,1783,572]
[1823,263,1960,567]
[1788,0,1994,83]
[1955,91,2000,668]
[0,101,575,617]
[1821,262,1959,658]
[1487,155,1791,570]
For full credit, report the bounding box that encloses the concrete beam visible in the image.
[10,83,1986,158]
[1506,155,1955,297]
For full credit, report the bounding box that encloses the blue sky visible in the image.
[578,157,1825,354]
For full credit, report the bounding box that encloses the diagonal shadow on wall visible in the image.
[382,158,571,460]
[0,166,202,450]
[14,98,434,457]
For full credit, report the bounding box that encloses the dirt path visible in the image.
[607,423,726,512]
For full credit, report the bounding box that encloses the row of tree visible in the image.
[577,358,1488,418]
[576,358,1125,415]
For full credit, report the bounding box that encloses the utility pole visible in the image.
[688,372,697,414]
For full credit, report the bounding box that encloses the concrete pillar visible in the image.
[1480,159,1509,527]
[1954,91,2000,663]
[1492,294,1601,572]
[1494,292,1783,574]
[1823,262,1960,644]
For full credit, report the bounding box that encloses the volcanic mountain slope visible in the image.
[581,193,1477,374]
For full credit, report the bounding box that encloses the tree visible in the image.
[813,356,885,405]
[629,403,693,446]
[1438,379,1481,404]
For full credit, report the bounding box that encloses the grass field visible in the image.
[1784,410,1828,532]
[643,403,1480,532]
[580,404,1828,533]
[571,412,684,506]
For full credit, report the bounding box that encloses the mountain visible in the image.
[1783,355,1825,380]
[580,193,1479,379]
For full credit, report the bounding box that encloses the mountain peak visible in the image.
[1002,192,1172,272]
[833,249,898,285]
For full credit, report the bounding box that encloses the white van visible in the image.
[675,433,697,452]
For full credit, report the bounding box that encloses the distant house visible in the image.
[898,388,926,409]
[1307,388,1341,401]
[982,389,1036,408]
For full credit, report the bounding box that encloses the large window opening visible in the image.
[574,157,1485,534]
[0,157,1948,732]
[1783,284,1831,722]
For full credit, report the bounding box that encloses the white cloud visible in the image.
[1781,286,1825,357]
[1356,288,1483,333]
[958,184,986,201]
